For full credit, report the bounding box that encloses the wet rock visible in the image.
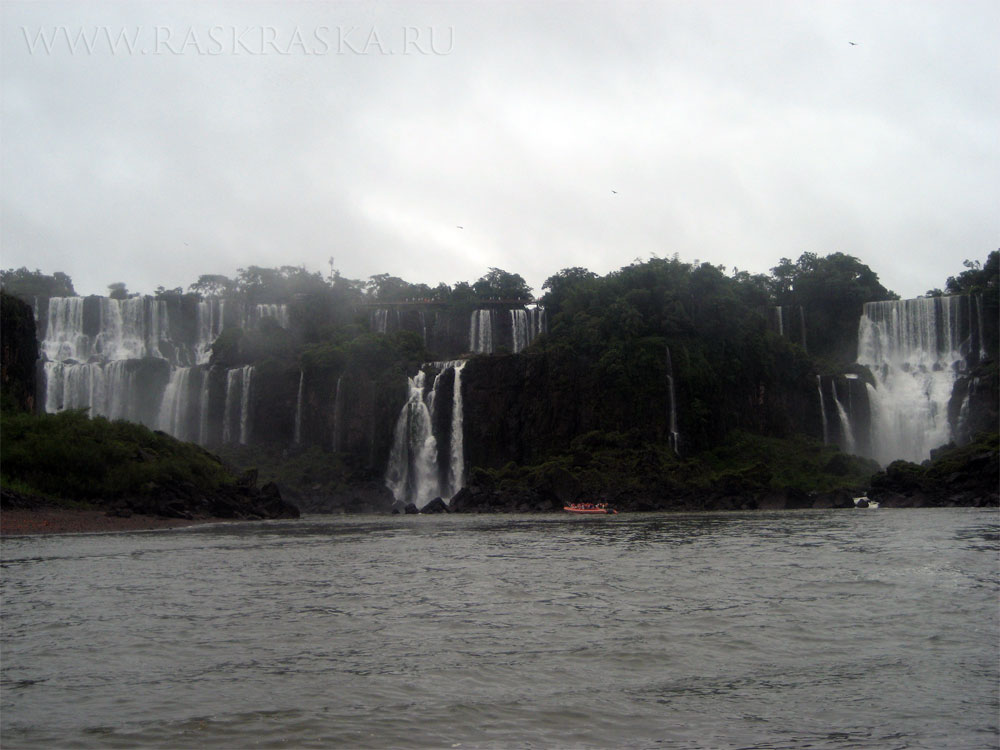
[422,497,450,513]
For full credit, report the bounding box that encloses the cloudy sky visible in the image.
[1,0,997,299]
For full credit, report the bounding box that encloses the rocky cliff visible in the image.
[1,292,38,413]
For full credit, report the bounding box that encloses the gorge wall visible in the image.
[13,287,997,509]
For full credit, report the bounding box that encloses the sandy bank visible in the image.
[1,508,237,536]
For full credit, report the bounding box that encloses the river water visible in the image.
[1,510,997,749]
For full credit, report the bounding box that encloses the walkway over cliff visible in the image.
[355,299,538,307]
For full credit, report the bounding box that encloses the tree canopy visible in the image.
[0,268,76,300]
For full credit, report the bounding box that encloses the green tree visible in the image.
[189,274,235,297]
[946,251,999,295]
[107,282,129,300]
[472,268,533,300]
[365,273,412,302]
[770,252,896,366]
[0,268,76,300]
[540,267,598,315]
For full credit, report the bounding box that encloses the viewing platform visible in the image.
[356,299,539,307]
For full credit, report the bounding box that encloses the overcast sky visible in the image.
[1,0,997,299]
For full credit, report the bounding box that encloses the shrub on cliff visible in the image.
[1,409,233,501]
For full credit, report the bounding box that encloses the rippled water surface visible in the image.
[2,510,998,749]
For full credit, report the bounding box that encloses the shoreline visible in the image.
[0,508,239,537]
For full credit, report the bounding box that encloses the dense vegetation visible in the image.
[2,250,996,511]
[1,409,231,501]
[465,429,880,510]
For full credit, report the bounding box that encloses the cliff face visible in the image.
[460,347,824,470]
[1,292,38,413]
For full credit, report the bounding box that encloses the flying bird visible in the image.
[456,226,464,229]
[849,41,858,46]
[611,190,617,194]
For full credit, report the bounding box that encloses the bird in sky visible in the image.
[849,41,858,46]
[611,190,617,194]
[456,226,464,229]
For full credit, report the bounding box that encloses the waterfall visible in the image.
[222,366,254,444]
[43,297,88,361]
[43,359,142,423]
[973,294,987,361]
[239,365,253,444]
[511,309,528,353]
[665,347,680,454]
[469,310,494,354]
[95,297,155,361]
[332,375,343,452]
[771,305,806,350]
[385,362,467,508]
[196,298,225,364]
[222,369,239,444]
[509,307,546,353]
[246,303,289,329]
[385,370,438,507]
[148,298,168,359]
[856,295,978,465]
[817,375,829,444]
[371,308,399,334]
[446,361,466,496]
[830,379,855,455]
[198,370,211,445]
[158,367,194,441]
[293,370,304,444]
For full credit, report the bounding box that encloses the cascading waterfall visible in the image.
[385,361,467,508]
[247,303,289,329]
[665,347,680,454]
[158,367,194,442]
[469,310,494,354]
[371,307,403,335]
[447,361,467,496]
[385,370,437,507]
[43,359,139,422]
[198,371,212,445]
[43,297,88,361]
[239,365,253,444]
[510,307,547,353]
[293,370,304,444]
[856,295,980,465]
[196,298,225,364]
[39,295,288,447]
[771,305,806,351]
[221,366,255,445]
[817,375,829,444]
[331,375,343,452]
[829,379,855,455]
[96,297,167,361]
[222,369,240,444]
[798,307,807,352]
[43,296,167,363]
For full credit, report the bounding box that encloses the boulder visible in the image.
[422,497,450,513]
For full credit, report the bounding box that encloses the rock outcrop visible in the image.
[1,292,38,413]
[867,434,999,507]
